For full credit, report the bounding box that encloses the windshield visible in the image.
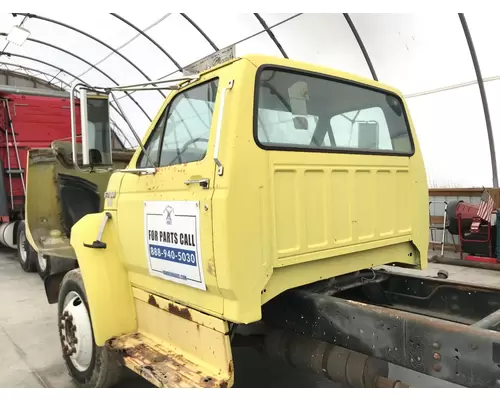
[255,67,414,155]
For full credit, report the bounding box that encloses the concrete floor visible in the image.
[1,247,497,388]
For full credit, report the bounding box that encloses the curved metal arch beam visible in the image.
[180,13,218,51]
[0,62,67,89]
[1,52,88,85]
[0,64,129,148]
[0,54,138,147]
[0,33,152,122]
[343,14,378,81]
[459,13,498,187]
[14,13,166,99]
[121,13,303,98]
[110,13,182,71]
[253,14,288,59]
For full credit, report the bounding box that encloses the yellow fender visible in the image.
[70,211,137,346]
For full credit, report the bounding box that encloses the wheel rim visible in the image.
[37,253,47,272]
[19,230,27,262]
[59,291,93,372]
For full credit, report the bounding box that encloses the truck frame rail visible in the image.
[262,268,500,388]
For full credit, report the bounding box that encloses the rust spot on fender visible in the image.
[228,360,234,374]
[148,295,159,308]
[168,303,192,321]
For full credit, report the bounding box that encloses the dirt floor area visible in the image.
[0,246,486,388]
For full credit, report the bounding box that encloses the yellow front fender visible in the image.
[70,211,137,346]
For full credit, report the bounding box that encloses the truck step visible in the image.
[106,332,229,388]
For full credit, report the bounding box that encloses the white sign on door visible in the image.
[143,200,206,291]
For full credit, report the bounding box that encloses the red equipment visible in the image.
[447,200,497,260]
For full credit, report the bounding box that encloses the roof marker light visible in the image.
[7,25,30,46]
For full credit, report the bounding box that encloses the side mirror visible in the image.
[80,89,113,167]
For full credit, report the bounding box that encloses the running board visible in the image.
[106,332,230,388]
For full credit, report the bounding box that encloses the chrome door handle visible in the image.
[184,178,210,189]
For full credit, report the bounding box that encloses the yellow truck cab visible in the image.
[25,50,429,388]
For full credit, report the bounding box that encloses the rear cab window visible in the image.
[254,67,414,155]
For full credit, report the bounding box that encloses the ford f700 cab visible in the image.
[24,51,500,388]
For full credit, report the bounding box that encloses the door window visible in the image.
[137,78,219,168]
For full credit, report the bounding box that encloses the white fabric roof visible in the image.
[0,13,496,187]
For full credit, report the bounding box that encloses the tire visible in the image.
[16,221,37,273]
[36,253,51,280]
[58,269,124,388]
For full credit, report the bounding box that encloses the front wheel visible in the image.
[16,221,37,273]
[58,269,124,387]
[36,253,51,280]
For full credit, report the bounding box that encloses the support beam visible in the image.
[110,14,182,70]
[115,13,302,99]
[0,33,153,122]
[180,13,218,51]
[13,13,166,100]
[343,13,378,81]
[459,13,498,188]
[0,62,68,90]
[405,75,500,99]
[254,14,288,59]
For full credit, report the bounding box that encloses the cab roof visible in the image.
[196,52,404,99]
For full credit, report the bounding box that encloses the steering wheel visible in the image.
[169,137,209,165]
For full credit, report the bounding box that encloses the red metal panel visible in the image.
[0,92,81,214]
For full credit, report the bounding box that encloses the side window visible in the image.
[330,107,393,151]
[137,108,167,168]
[159,79,219,167]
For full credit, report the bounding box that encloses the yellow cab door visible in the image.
[115,74,223,316]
